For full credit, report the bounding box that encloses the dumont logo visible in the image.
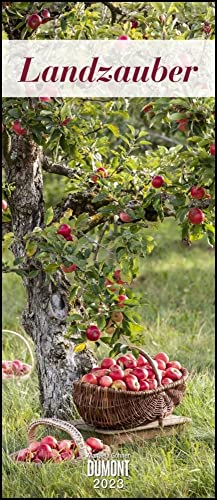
[87,452,130,489]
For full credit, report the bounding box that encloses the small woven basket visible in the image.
[73,346,189,430]
[2,329,34,382]
[9,417,111,464]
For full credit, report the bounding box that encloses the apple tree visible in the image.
[2,2,215,418]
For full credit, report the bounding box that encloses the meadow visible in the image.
[2,220,215,498]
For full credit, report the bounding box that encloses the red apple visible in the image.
[177,119,188,132]
[57,440,73,452]
[2,361,8,369]
[111,311,123,323]
[117,35,130,40]
[41,9,51,23]
[2,200,7,212]
[155,352,169,364]
[17,448,33,462]
[124,374,140,391]
[32,457,42,463]
[98,375,113,388]
[113,269,121,280]
[119,212,132,223]
[111,380,127,391]
[164,367,182,381]
[61,449,73,461]
[110,367,124,381]
[28,441,41,453]
[202,23,212,34]
[155,359,166,370]
[205,193,211,199]
[39,97,52,102]
[81,373,98,385]
[92,368,110,378]
[12,120,27,136]
[21,363,31,374]
[65,234,73,241]
[117,294,128,308]
[131,20,139,29]
[37,444,53,461]
[116,355,130,369]
[61,263,77,273]
[86,325,101,341]
[162,377,173,385]
[152,175,164,188]
[91,367,100,372]
[146,369,156,380]
[61,117,71,126]
[190,186,206,200]
[54,455,63,463]
[132,367,149,380]
[143,104,153,113]
[188,207,205,225]
[139,380,150,391]
[27,13,42,30]
[41,435,58,449]
[147,379,158,390]
[86,437,104,452]
[137,354,147,367]
[12,360,23,374]
[101,358,116,369]
[210,143,215,156]
[124,368,133,376]
[166,361,182,370]
[96,167,108,178]
[57,224,71,238]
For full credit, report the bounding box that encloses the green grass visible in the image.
[2,220,215,498]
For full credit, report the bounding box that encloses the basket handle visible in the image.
[128,345,162,386]
[2,329,34,369]
[27,418,90,459]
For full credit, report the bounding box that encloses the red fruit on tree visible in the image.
[177,119,188,132]
[86,325,101,341]
[86,437,104,451]
[111,311,123,323]
[101,358,116,369]
[27,13,42,30]
[205,193,211,199]
[111,380,127,391]
[61,118,71,126]
[139,380,150,391]
[39,97,52,102]
[151,175,164,188]
[143,104,153,113]
[190,186,206,199]
[2,200,7,211]
[12,120,27,136]
[124,374,140,391]
[164,367,182,381]
[154,352,169,364]
[132,367,149,380]
[131,20,139,29]
[119,212,132,222]
[81,373,98,385]
[210,143,215,156]
[61,263,77,273]
[65,234,73,241]
[41,9,51,23]
[117,35,130,40]
[117,295,128,308]
[98,375,113,388]
[96,167,108,178]
[202,23,212,34]
[41,435,58,449]
[188,207,205,225]
[57,224,71,237]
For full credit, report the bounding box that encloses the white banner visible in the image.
[2,40,215,97]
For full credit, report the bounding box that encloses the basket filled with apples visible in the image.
[73,347,189,430]
[9,418,111,464]
[2,330,34,382]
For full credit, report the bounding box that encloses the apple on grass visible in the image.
[86,437,104,452]
[37,444,53,461]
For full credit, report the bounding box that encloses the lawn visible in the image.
[2,220,215,498]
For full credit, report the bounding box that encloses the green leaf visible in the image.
[44,263,59,273]
[26,241,37,258]
[74,343,86,353]
[106,124,120,137]
[45,206,54,226]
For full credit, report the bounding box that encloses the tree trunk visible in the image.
[3,133,96,419]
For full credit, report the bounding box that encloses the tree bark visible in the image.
[3,132,96,419]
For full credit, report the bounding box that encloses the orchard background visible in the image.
[2,2,215,498]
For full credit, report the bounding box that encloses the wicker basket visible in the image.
[2,329,34,382]
[73,346,189,430]
[9,417,111,464]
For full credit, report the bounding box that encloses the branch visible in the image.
[93,222,109,262]
[53,191,114,222]
[42,158,77,179]
[102,2,125,24]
